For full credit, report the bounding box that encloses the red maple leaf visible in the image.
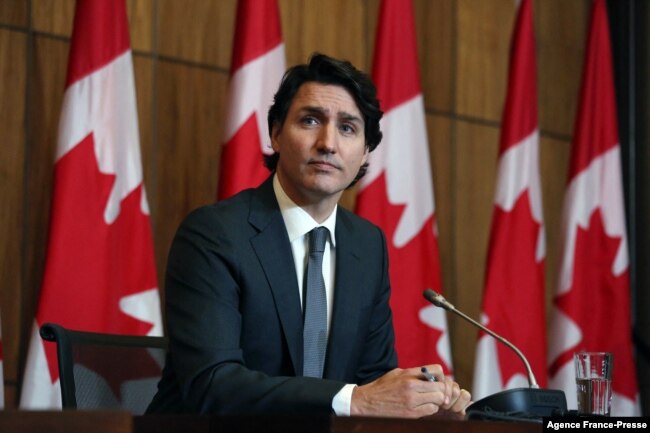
[357,174,446,371]
[551,209,636,399]
[38,134,158,387]
[481,190,547,387]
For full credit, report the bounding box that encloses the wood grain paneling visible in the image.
[0,28,26,407]
[539,135,570,307]
[452,120,500,387]
[0,0,27,27]
[22,36,70,384]
[280,0,368,70]
[157,0,236,68]
[152,61,228,285]
[536,0,589,137]
[426,115,453,295]
[126,0,154,53]
[133,55,154,192]
[32,0,155,52]
[31,0,75,36]
[132,54,157,285]
[456,0,514,121]
[415,0,454,112]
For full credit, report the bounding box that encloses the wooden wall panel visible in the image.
[157,0,236,68]
[152,61,227,284]
[456,0,514,121]
[426,115,453,296]
[133,56,154,188]
[415,0,454,112]
[280,0,369,70]
[539,136,570,306]
[126,0,154,53]
[452,120,500,387]
[22,36,70,384]
[132,54,157,273]
[536,0,589,136]
[32,0,75,36]
[32,0,155,52]
[0,28,27,407]
[14,34,70,406]
[0,0,27,26]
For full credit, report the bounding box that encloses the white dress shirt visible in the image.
[273,175,355,415]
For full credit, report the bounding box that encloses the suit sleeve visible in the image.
[352,224,398,384]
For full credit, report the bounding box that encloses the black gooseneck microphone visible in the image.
[423,289,539,388]
[423,289,567,421]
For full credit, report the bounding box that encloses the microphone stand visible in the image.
[423,289,567,421]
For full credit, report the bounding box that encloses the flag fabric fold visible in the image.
[355,0,452,371]
[547,0,640,416]
[20,0,162,409]
[472,0,548,400]
[217,0,285,200]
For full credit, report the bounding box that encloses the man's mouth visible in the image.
[309,159,339,170]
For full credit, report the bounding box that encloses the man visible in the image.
[147,53,471,417]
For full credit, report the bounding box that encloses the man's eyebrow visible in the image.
[299,106,327,115]
[299,106,363,124]
[338,112,363,124]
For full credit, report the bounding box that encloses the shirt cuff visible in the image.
[332,384,356,416]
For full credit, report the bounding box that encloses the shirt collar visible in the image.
[273,174,337,245]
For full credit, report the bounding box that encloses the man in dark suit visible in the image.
[148,53,471,417]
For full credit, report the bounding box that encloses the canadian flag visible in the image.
[355,0,451,371]
[217,0,285,200]
[472,0,547,400]
[20,0,162,409]
[547,0,640,416]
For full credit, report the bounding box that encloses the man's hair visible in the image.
[265,53,383,187]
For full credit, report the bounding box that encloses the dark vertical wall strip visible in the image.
[608,0,650,415]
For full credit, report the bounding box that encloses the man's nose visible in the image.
[316,124,337,153]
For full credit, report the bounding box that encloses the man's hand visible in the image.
[350,365,471,419]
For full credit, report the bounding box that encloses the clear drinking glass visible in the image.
[573,351,613,416]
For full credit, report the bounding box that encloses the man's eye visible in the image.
[340,123,356,134]
[302,116,318,125]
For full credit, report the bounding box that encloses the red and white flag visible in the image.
[472,0,547,400]
[355,0,451,371]
[548,0,639,415]
[20,0,162,409]
[217,0,285,200]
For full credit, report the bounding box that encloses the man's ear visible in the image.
[271,123,281,152]
[362,146,370,165]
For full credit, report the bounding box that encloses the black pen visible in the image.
[420,366,437,382]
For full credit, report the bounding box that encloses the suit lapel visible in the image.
[249,178,304,374]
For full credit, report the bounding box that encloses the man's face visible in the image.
[271,82,368,207]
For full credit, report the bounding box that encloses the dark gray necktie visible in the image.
[303,227,328,378]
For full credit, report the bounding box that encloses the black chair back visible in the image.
[40,322,168,414]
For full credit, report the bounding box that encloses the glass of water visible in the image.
[573,351,613,416]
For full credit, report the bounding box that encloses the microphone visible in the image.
[423,289,567,421]
[423,288,539,388]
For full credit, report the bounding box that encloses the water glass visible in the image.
[573,351,613,416]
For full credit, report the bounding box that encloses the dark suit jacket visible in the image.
[147,176,397,415]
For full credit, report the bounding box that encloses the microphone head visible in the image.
[422,289,453,310]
